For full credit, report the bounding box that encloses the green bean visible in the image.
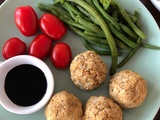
[114,38,131,50]
[76,5,98,25]
[66,20,91,31]
[117,37,142,68]
[108,22,137,48]
[83,37,110,49]
[125,10,138,23]
[51,5,72,19]
[128,14,137,23]
[38,4,69,21]
[134,11,141,29]
[61,0,65,3]
[61,3,77,20]
[111,10,119,18]
[37,3,51,12]
[109,1,118,10]
[112,0,146,39]
[58,3,102,36]
[82,37,123,56]
[85,0,96,9]
[99,0,111,11]
[82,37,112,55]
[53,5,71,18]
[141,43,160,50]
[84,30,106,38]
[75,15,104,36]
[37,3,72,20]
[68,10,77,20]
[93,0,121,31]
[48,7,94,32]
[49,8,72,22]
[64,2,91,22]
[119,23,138,39]
[69,25,109,44]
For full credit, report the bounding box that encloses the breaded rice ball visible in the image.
[109,70,148,109]
[70,50,107,90]
[83,96,122,120]
[45,91,83,120]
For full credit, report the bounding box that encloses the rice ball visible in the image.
[70,50,107,90]
[45,91,83,120]
[109,70,148,108]
[83,96,123,120]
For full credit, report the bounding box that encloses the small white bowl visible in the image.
[0,55,54,114]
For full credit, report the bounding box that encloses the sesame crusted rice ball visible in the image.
[70,50,107,90]
[109,70,148,109]
[83,96,123,120]
[45,91,83,120]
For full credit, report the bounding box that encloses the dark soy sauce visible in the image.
[5,64,47,106]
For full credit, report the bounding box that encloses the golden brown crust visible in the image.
[83,96,123,120]
[70,51,107,90]
[45,91,83,120]
[109,70,148,109]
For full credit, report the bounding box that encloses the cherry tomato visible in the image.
[51,42,72,68]
[2,37,27,59]
[28,34,53,60]
[14,6,38,36]
[39,13,67,40]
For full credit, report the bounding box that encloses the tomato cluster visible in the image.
[2,6,72,69]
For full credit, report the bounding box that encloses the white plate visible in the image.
[0,0,160,120]
[151,0,160,12]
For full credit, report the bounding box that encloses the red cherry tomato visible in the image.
[14,6,38,36]
[51,42,72,68]
[28,34,53,60]
[2,37,27,59]
[39,13,67,40]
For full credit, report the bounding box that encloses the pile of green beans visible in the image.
[37,0,160,75]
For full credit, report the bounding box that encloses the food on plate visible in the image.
[38,0,160,76]
[39,13,67,40]
[51,42,72,68]
[28,33,52,60]
[2,37,27,59]
[14,6,38,36]
[83,96,122,120]
[45,91,83,120]
[109,70,148,109]
[70,50,107,90]
[37,0,147,75]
